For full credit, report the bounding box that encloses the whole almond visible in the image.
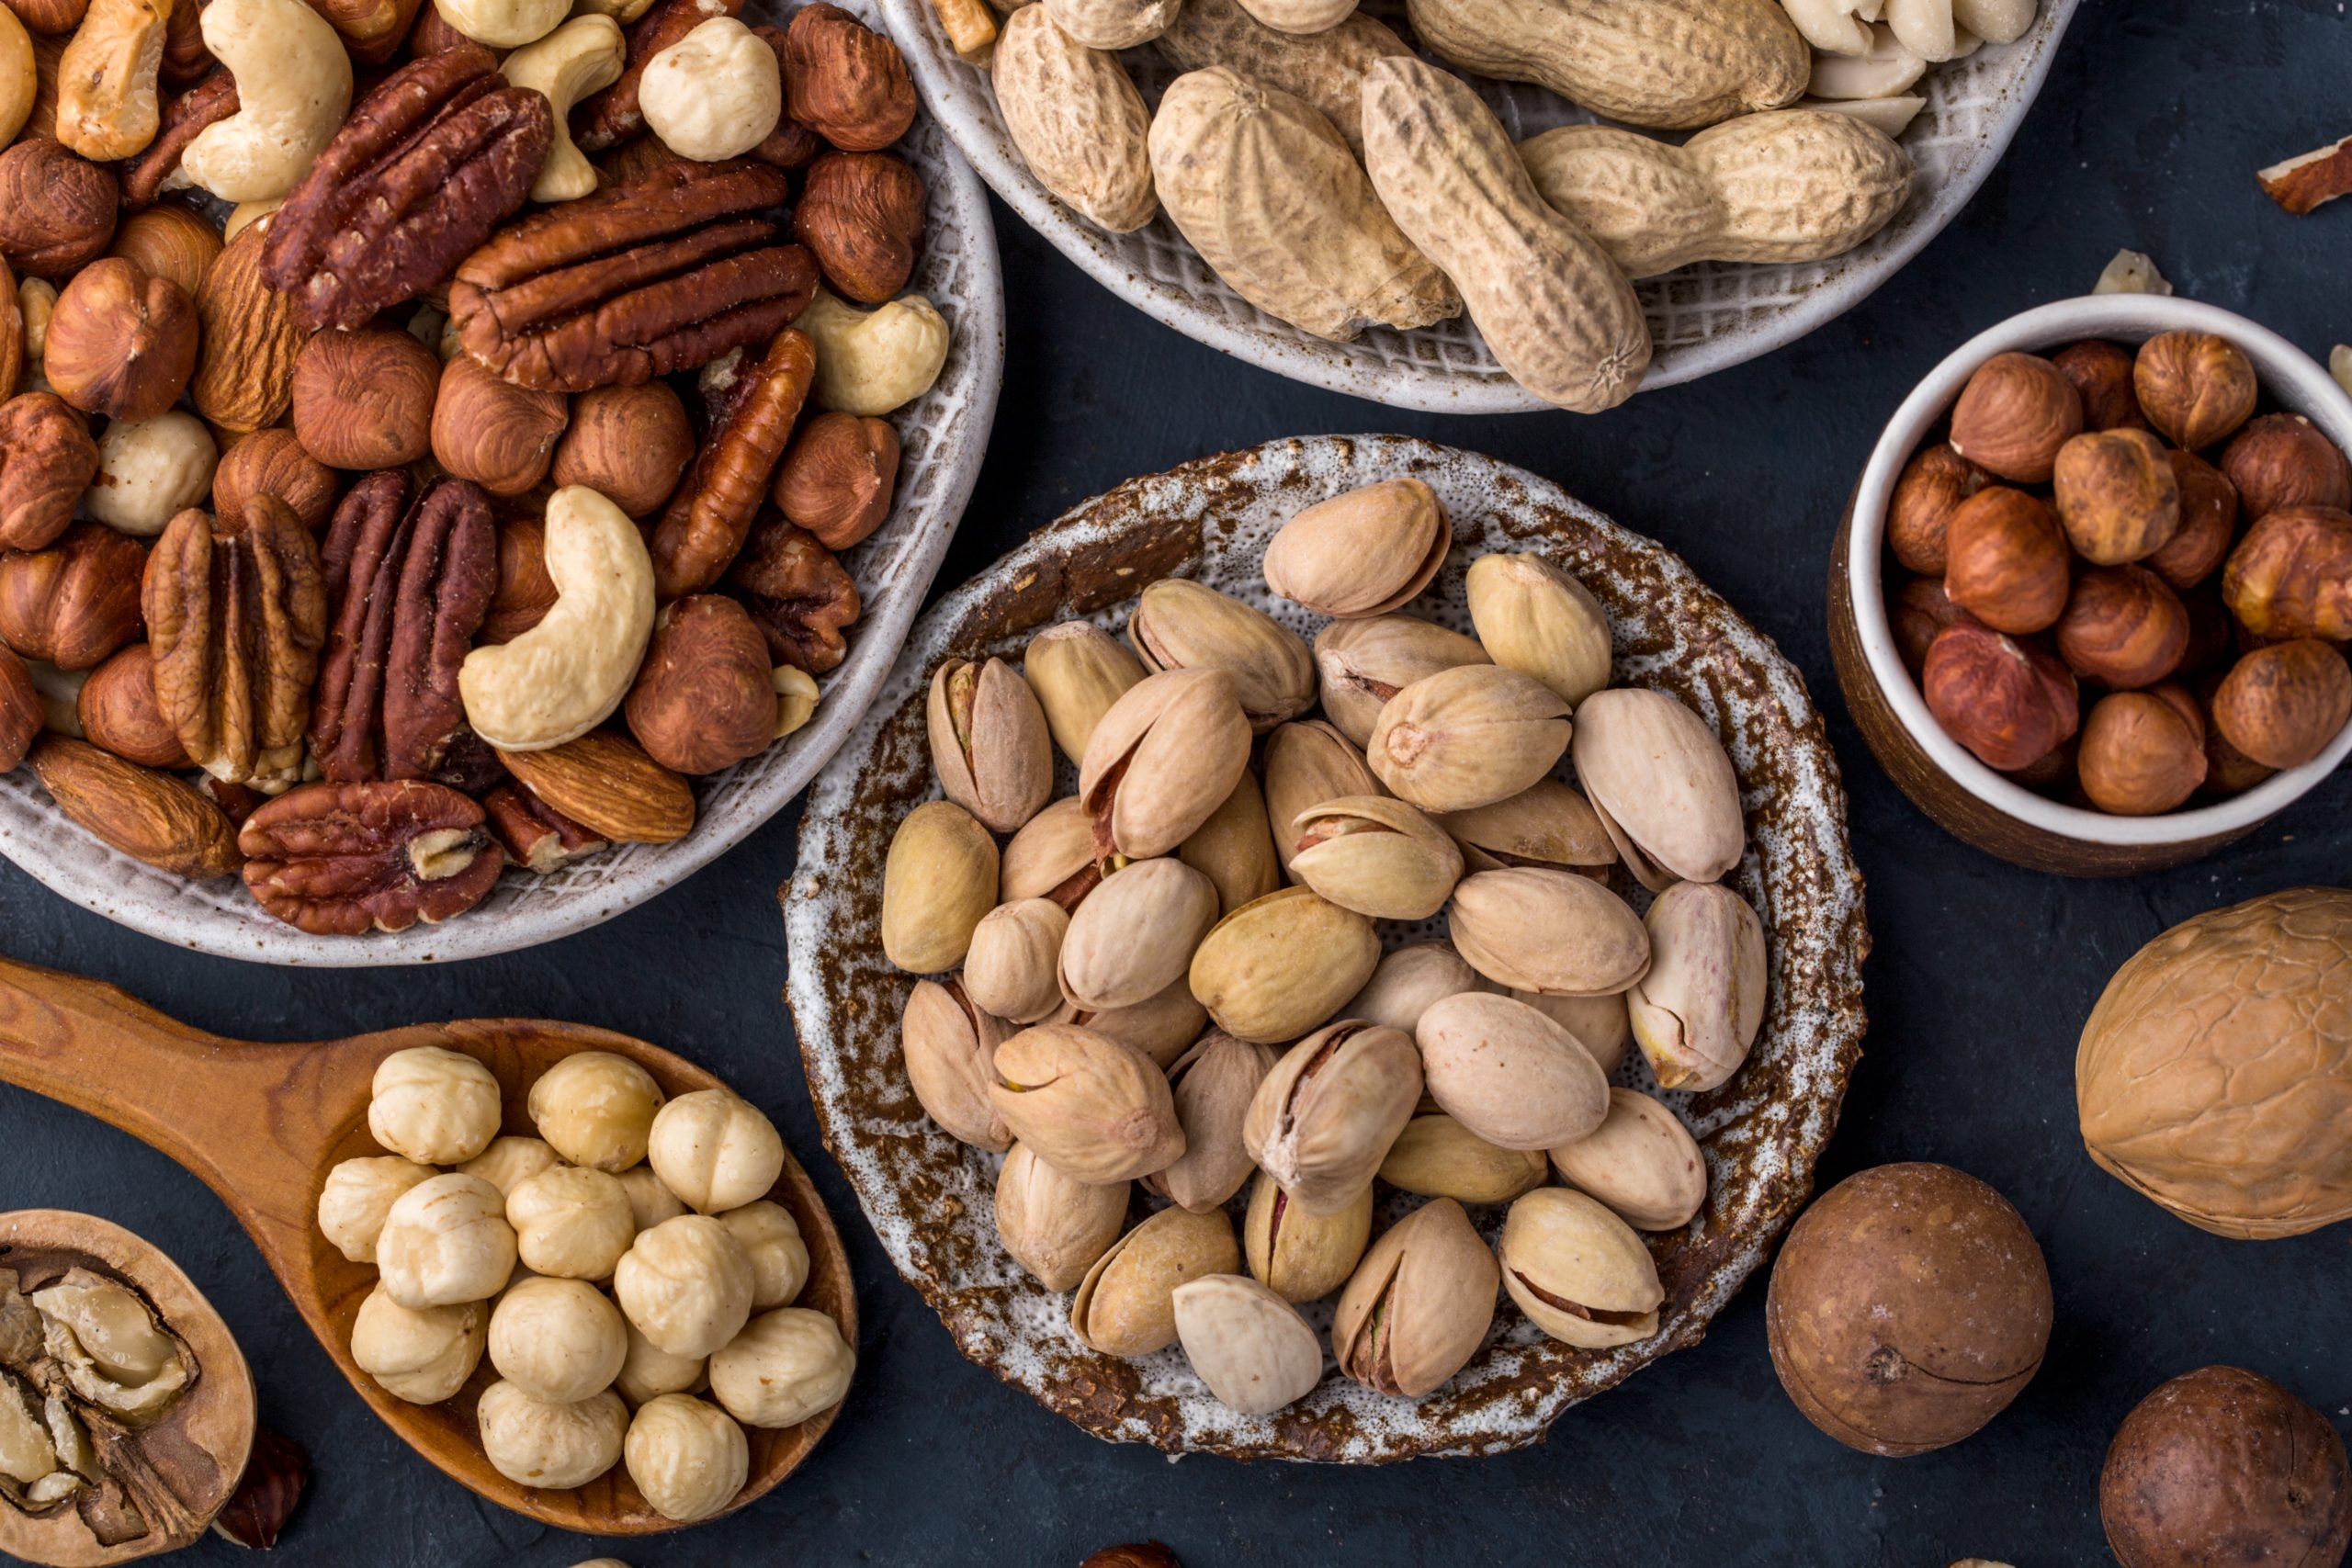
[28,732,243,877]
[192,225,306,434]
[496,730,695,844]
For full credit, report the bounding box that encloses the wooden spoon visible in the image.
[0,955,858,1537]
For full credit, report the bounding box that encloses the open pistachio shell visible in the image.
[1464,552,1612,707]
[1569,687,1745,891]
[1628,881,1768,1092]
[1367,664,1572,814]
[1079,668,1253,859]
[880,801,999,975]
[1449,867,1650,997]
[1261,478,1453,618]
[1261,719,1386,874]
[1189,886,1381,1044]
[1241,1019,1422,1211]
[995,1144,1130,1292]
[1069,1206,1240,1357]
[962,898,1070,1025]
[989,1024,1186,1184]
[1550,1089,1708,1232]
[1171,1274,1324,1416]
[1244,1172,1371,1303]
[1331,1198,1498,1398]
[927,655,1055,834]
[1434,779,1616,877]
[1498,1188,1662,1349]
[1341,943,1495,1035]
[1179,769,1283,918]
[1288,795,1464,920]
[899,977,1012,1151]
[1314,615,1490,750]
[1057,856,1221,1012]
[1378,1114,1550,1204]
[1414,991,1610,1151]
[1023,620,1146,762]
[1145,1031,1278,1212]
[1127,578,1317,731]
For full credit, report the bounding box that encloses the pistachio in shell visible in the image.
[989,1024,1186,1184]
[1001,796,1104,910]
[1171,1274,1324,1416]
[899,976,1012,1151]
[1570,687,1744,890]
[1341,942,1495,1035]
[1367,664,1572,813]
[1145,1030,1277,1212]
[880,800,1000,975]
[1079,667,1253,859]
[927,655,1054,834]
[1549,1089,1706,1231]
[1023,620,1146,761]
[995,1143,1130,1292]
[1314,614,1490,750]
[1244,1171,1371,1303]
[1261,718,1386,874]
[962,898,1070,1025]
[1330,1197,1498,1398]
[1464,552,1612,706]
[1064,977,1210,1069]
[1127,577,1317,731]
[1497,1187,1662,1349]
[1288,795,1463,920]
[1513,988,1631,1076]
[1449,867,1650,997]
[1242,1019,1422,1211]
[1057,855,1221,1012]
[1434,779,1615,878]
[1415,991,1609,1151]
[1069,1205,1240,1357]
[1178,768,1282,918]
[1261,478,1452,619]
[1628,880,1767,1093]
[1378,1113,1549,1204]
[1189,886,1381,1045]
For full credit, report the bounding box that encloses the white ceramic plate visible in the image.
[0,0,1006,966]
[884,0,2078,412]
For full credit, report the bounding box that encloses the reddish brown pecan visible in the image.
[0,519,145,670]
[482,780,606,872]
[447,159,815,392]
[120,71,238,209]
[312,470,498,784]
[263,46,552,332]
[650,327,814,599]
[0,392,102,552]
[571,0,744,154]
[240,778,505,933]
[726,514,859,673]
[751,25,822,169]
[142,497,330,790]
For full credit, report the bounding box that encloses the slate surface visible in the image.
[2,2,2347,1563]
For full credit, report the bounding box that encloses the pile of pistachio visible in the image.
[881,475,1765,1415]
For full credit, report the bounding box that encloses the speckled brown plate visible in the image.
[784,434,1868,1461]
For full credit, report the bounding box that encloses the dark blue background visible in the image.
[4,3,2348,1562]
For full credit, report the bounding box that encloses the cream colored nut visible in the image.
[992,4,1156,232]
[1233,0,1352,33]
[1952,0,2032,42]
[433,0,565,47]
[1569,686,1745,891]
[1243,1169,1369,1303]
[84,411,216,536]
[707,1307,854,1428]
[1329,1195,1497,1396]
[1796,94,1926,138]
[1448,866,1650,997]
[899,977,1014,1150]
[1880,0,1960,59]
[180,0,352,203]
[1023,620,1145,761]
[989,1023,1185,1185]
[881,800,1000,974]
[54,0,168,161]
[614,1214,755,1359]
[1080,667,1256,857]
[2093,248,2171,298]
[1549,1087,1707,1231]
[318,1155,435,1264]
[459,1136,562,1199]
[618,1166,689,1233]
[1261,479,1452,617]
[527,1050,666,1173]
[458,485,656,751]
[508,1165,637,1280]
[28,1271,188,1420]
[1497,1186,1661,1348]
[1365,663,1572,814]
[624,1393,746,1523]
[616,1319,704,1405]
[368,1044,502,1164]
[1435,779,1616,878]
[571,0,653,18]
[648,1089,785,1213]
[488,1276,628,1404]
[1340,942,1493,1035]
[1001,796,1095,906]
[1806,23,1927,98]
[1464,552,1610,705]
[1069,1205,1239,1357]
[1288,794,1464,921]
[1127,576,1317,731]
[1415,990,1609,1151]
[1513,988,1630,1076]
[1628,879,1768,1092]
[2332,344,2352,398]
[1155,0,1411,158]
[800,289,951,417]
[640,17,779,162]
[774,665,819,739]
[1170,1273,1320,1416]
[222,198,283,244]
[1242,1020,1421,1212]
[1057,856,1220,1012]
[0,6,32,152]
[1144,1029,1275,1213]
[377,1173,521,1309]
[1072,978,1208,1068]
[501,15,624,202]
[1043,0,1175,50]
[350,1285,486,1404]
[928,654,1054,835]
[478,1381,627,1489]
[1178,770,1282,919]
[1778,0,1873,53]
[993,1142,1129,1291]
[1189,886,1380,1045]
[1262,720,1388,856]
[965,897,1071,1024]
[1378,1113,1549,1204]
[718,1201,808,1311]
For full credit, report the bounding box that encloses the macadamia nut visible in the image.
[647,1090,784,1214]
[368,1046,503,1164]
[707,1307,854,1429]
[639,18,781,162]
[488,1276,628,1404]
[508,1165,636,1280]
[718,1201,808,1311]
[84,411,217,536]
[351,1285,486,1404]
[623,1393,747,1523]
[459,1135,561,1199]
[432,0,567,48]
[613,1214,753,1359]
[317,1155,435,1264]
[618,1166,688,1233]
[616,1319,704,1405]
[376,1173,519,1309]
[527,1051,665,1172]
[477,1381,627,1489]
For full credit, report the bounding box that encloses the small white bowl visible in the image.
[1831,294,2352,875]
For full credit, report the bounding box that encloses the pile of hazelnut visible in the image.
[0,0,949,934]
[318,1045,853,1523]
[1888,330,2352,814]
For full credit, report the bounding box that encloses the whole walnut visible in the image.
[2100,1365,2351,1568]
[2076,886,2352,1238]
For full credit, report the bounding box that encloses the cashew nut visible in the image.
[54,0,169,161]
[0,5,35,150]
[1777,0,1874,55]
[179,0,351,203]
[1806,24,1927,98]
[2092,249,2171,298]
[84,410,216,536]
[459,485,655,751]
[639,17,779,163]
[432,0,566,51]
[501,14,623,201]
[799,288,950,417]
[571,0,654,20]
[774,666,818,739]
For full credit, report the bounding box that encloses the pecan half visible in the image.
[312,471,497,784]
[240,778,504,933]
[482,780,606,872]
[263,45,553,332]
[143,497,330,791]
[447,159,815,392]
[0,391,102,552]
[28,733,244,878]
[650,327,814,598]
[570,0,744,154]
[726,514,859,673]
[120,71,238,210]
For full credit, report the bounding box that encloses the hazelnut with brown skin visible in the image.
[773,410,899,550]
[0,519,147,670]
[431,355,569,498]
[2172,585,2233,678]
[0,389,101,551]
[2211,638,2352,771]
[0,138,119,277]
[43,257,199,423]
[2193,673,2276,796]
[2053,566,2188,690]
[76,641,189,766]
[481,512,558,645]
[212,428,337,531]
[550,381,695,517]
[2052,427,2180,564]
[1922,621,2080,773]
[1889,576,1973,678]
[2220,504,2352,640]
[625,594,778,775]
[793,150,926,304]
[290,327,439,470]
[2048,339,2149,432]
[2217,412,2352,519]
[106,198,222,299]
[2133,331,2257,451]
[1887,443,1984,576]
[2144,449,2237,590]
[1942,486,2071,634]
[1948,352,2083,483]
[0,644,39,773]
[2077,690,2207,815]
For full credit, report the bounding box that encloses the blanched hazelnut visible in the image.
[458,1134,561,1199]
[2212,639,2352,770]
[527,1050,665,1172]
[613,1214,754,1359]
[618,1167,688,1233]
[1922,622,2080,773]
[2134,332,2257,451]
[2146,450,2238,591]
[718,1201,808,1310]
[1949,352,2083,483]
[350,1284,486,1404]
[1886,443,1984,575]
[476,1381,627,1490]
[622,1393,747,1523]
[84,410,215,536]
[487,1276,628,1404]
[2052,427,2180,565]
[707,1307,854,1429]
[376,1173,519,1309]
[368,1044,503,1165]
[616,1318,705,1405]
[2053,566,2188,690]
[2049,339,2149,433]
[316,1154,435,1264]
[507,1165,636,1280]
[647,1090,784,1214]
[639,18,780,162]
[1943,487,2070,634]
[2218,412,2352,519]
[2078,691,2207,816]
